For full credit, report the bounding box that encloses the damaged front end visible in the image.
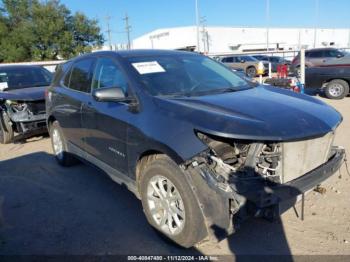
[181,131,345,241]
[0,99,47,135]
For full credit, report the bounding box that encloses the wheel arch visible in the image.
[134,148,184,195]
[325,78,350,87]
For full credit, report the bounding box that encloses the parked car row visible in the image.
[218,47,350,99]
[218,54,291,77]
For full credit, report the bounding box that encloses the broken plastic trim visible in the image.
[194,131,283,184]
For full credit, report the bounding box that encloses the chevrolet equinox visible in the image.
[46,50,345,247]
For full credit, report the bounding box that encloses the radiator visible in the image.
[282,132,335,183]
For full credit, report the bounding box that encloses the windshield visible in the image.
[0,66,52,91]
[127,55,252,97]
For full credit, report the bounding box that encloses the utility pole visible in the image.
[313,0,319,48]
[266,0,270,52]
[195,0,200,52]
[200,16,208,53]
[105,16,112,50]
[123,14,131,50]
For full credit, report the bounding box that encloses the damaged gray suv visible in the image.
[46,50,345,247]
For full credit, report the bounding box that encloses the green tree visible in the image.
[0,0,34,62]
[0,0,104,62]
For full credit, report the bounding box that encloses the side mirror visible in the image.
[336,54,344,58]
[92,87,127,102]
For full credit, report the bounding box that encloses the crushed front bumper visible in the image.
[185,147,345,241]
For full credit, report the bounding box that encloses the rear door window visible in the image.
[66,58,95,93]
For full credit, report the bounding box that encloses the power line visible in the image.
[123,14,131,50]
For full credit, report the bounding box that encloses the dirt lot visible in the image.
[0,96,349,258]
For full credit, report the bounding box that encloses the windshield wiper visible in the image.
[159,86,252,98]
[219,87,239,93]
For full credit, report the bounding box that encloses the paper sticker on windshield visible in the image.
[132,61,166,75]
[0,82,8,91]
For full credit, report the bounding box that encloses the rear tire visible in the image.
[246,67,257,78]
[0,112,14,144]
[325,79,349,100]
[139,155,206,248]
[49,120,78,166]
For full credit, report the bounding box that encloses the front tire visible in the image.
[139,155,206,248]
[325,79,349,100]
[49,121,78,166]
[0,112,14,144]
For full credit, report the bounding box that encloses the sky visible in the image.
[60,0,350,45]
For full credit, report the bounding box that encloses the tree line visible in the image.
[0,0,104,62]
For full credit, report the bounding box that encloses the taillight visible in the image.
[45,88,49,98]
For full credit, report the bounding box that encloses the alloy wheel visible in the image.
[147,175,186,236]
[329,84,344,98]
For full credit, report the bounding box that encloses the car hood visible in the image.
[154,86,342,141]
[0,86,47,101]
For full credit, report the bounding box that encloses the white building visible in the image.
[133,26,350,55]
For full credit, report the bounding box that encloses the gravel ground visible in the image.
[0,95,349,258]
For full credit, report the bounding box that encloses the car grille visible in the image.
[281,132,335,183]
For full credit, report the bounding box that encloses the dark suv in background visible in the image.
[46,50,344,247]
